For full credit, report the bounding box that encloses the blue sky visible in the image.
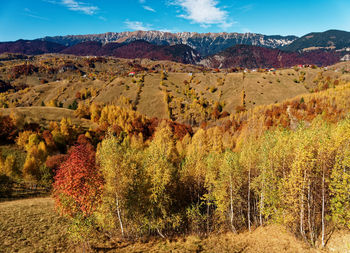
[0,0,349,41]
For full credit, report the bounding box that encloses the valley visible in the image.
[0,25,350,253]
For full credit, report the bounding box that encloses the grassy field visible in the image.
[1,197,344,253]
[0,198,77,253]
[0,107,95,129]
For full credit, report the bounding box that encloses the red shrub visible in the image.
[265,117,274,127]
[172,122,193,140]
[76,134,91,145]
[0,115,17,141]
[220,111,230,119]
[53,143,103,217]
[212,108,220,119]
[75,92,81,100]
[200,121,208,129]
[42,130,55,148]
[223,120,232,131]
[45,154,68,173]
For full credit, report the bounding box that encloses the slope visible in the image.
[284,29,350,52]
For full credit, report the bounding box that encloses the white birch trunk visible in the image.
[230,175,237,233]
[300,170,306,240]
[248,166,251,232]
[321,165,325,247]
[116,195,124,237]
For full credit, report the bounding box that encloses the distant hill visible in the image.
[0,40,67,55]
[284,30,350,52]
[200,44,343,69]
[39,31,298,57]
[61,40,201,64]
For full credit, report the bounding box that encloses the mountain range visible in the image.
[0,30,349,69]
[39,31,298,57]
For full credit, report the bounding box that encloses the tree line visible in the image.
[53,116,350,246]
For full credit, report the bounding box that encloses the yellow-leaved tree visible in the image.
[144,121,178,238]
[330,117,350,231]
[213,150,243,233]
[96,132,145,237]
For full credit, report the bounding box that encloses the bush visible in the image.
[53,143,103,218]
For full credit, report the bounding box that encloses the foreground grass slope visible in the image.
[1,198,349,252]
[0,198,75,252]
[0,197,323,253]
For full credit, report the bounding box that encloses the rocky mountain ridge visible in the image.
[40,30,298,56]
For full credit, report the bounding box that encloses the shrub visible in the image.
[209,87,217,93]
[45,154,67,174]
[53,143,103,218]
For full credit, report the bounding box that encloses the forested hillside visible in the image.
[1,66,350,249]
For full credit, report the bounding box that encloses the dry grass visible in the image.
[110,225,318,253]
[326,230,350,252]
[0,197,77,253]
[1,197,347,252]
[0,107,95,129]
[137,74,168,119]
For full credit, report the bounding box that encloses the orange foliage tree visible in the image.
[53,143,103,218]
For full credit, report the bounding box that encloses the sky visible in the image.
[0,0,349,42]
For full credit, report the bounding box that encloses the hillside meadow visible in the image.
[0,197,322,253]
[1,56,350,252]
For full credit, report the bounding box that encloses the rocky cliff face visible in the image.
[40,31,298,57]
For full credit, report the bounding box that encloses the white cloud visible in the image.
[172,0,234,29]
[238,4,254,12]
[139,0,146,3]
[124,20,152,31]
[48,0,99,15]
[24,7,49,20]
[143,5,156,12]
